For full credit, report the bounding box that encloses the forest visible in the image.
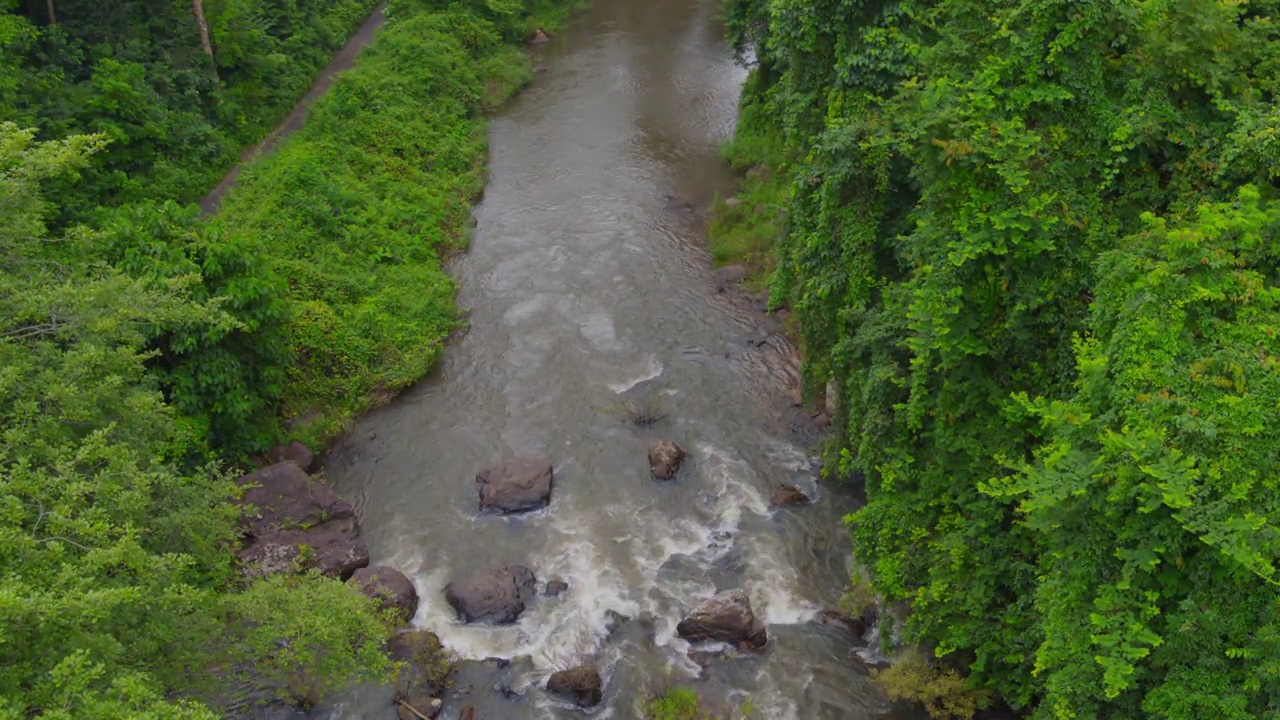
[719,0,1280,716]
[0,0,565,716]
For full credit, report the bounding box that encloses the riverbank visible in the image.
[204,0,579,451]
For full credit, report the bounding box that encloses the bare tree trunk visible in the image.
[46,0,57,24]
[191,0,217,79]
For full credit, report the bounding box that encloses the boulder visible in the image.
[476,457,553,514]
[545,665,603,707]
[234,462,368,580]
[715,265,748,291]
[724,197,743,207]
[236,462,354,535]
[648,440,686,480]
[265,441,315,472]
[396,696,442,720]
[543,578,569,597]
[769,484,811,509]
[814,608,873,638]
[351,566,419,623]
[676,589,768,649]
[238,527,369,580]
[445,565,537,624]
[387,630,451,697]
[531,29,551,44]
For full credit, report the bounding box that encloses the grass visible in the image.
[206,1,579,449]
[706,95,790,289]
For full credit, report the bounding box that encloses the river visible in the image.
[318,0,915,717]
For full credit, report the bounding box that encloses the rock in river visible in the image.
[676,589,768,649]
[445,565,538,624]
[769,484,811,509]
[476,457,554,514]
[265,440,315,472]
[648,440,686,480]
[543,578,569,597]
[715,264,748,291]
[234,462,369,580]
[351,565,419,624]
[546,665,603,707]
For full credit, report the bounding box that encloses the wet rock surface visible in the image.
[542,578,569,597]
[476,457,554,514]
[676,589,768,649]
[445,565,538,624]
[396,696,442,720]
[648,440,686,479]
[234,462,368,579]
[814,607,875,638]
[770,484,811,509]
[545,665,603,707]
[351,565,419,624]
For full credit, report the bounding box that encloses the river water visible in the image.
[320,0,916,717]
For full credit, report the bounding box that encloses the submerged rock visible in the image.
[546,665,603,707]
[769,484,811,509]
[351,565,419,624]
[445,565,538,624]
[676,589,768,649]
[648,440,686,480]
[543,578,569,597]
[265,441,315,472]
[476,457,554,514]
[234,462,368,579]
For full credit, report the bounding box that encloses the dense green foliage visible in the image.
[722,0,1280,716]
[208,1,539,445]
[2,0,572,715]
[0,124,393,719]
[2,0,378,220]
[644,686,751,720]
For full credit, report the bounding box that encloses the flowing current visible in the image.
[318,0,917,717]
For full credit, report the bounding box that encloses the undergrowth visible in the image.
[208,1,568,449]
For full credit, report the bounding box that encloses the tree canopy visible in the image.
[722,0,1280,715]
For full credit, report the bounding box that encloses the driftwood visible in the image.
[395,698,431,720]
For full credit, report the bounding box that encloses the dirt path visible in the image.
[199,3,387,214]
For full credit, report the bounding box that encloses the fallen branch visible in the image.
[395,698,431,720]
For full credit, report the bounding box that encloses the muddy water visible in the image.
[320,0,916,717]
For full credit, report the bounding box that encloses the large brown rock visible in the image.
[769,484,811,509]
[814,607,874,638]
[234,462,368,580]
[351,566,419,624]
[236,462,354,534]
[397,696,442,720]
[388,630,451,698]
[648,440,686,480]
[545,665,603,707]
[676,589,768,649]
[238,527,369,580]
[265,441,315,472]
[476,457,553,514]
[445,565,538,624]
